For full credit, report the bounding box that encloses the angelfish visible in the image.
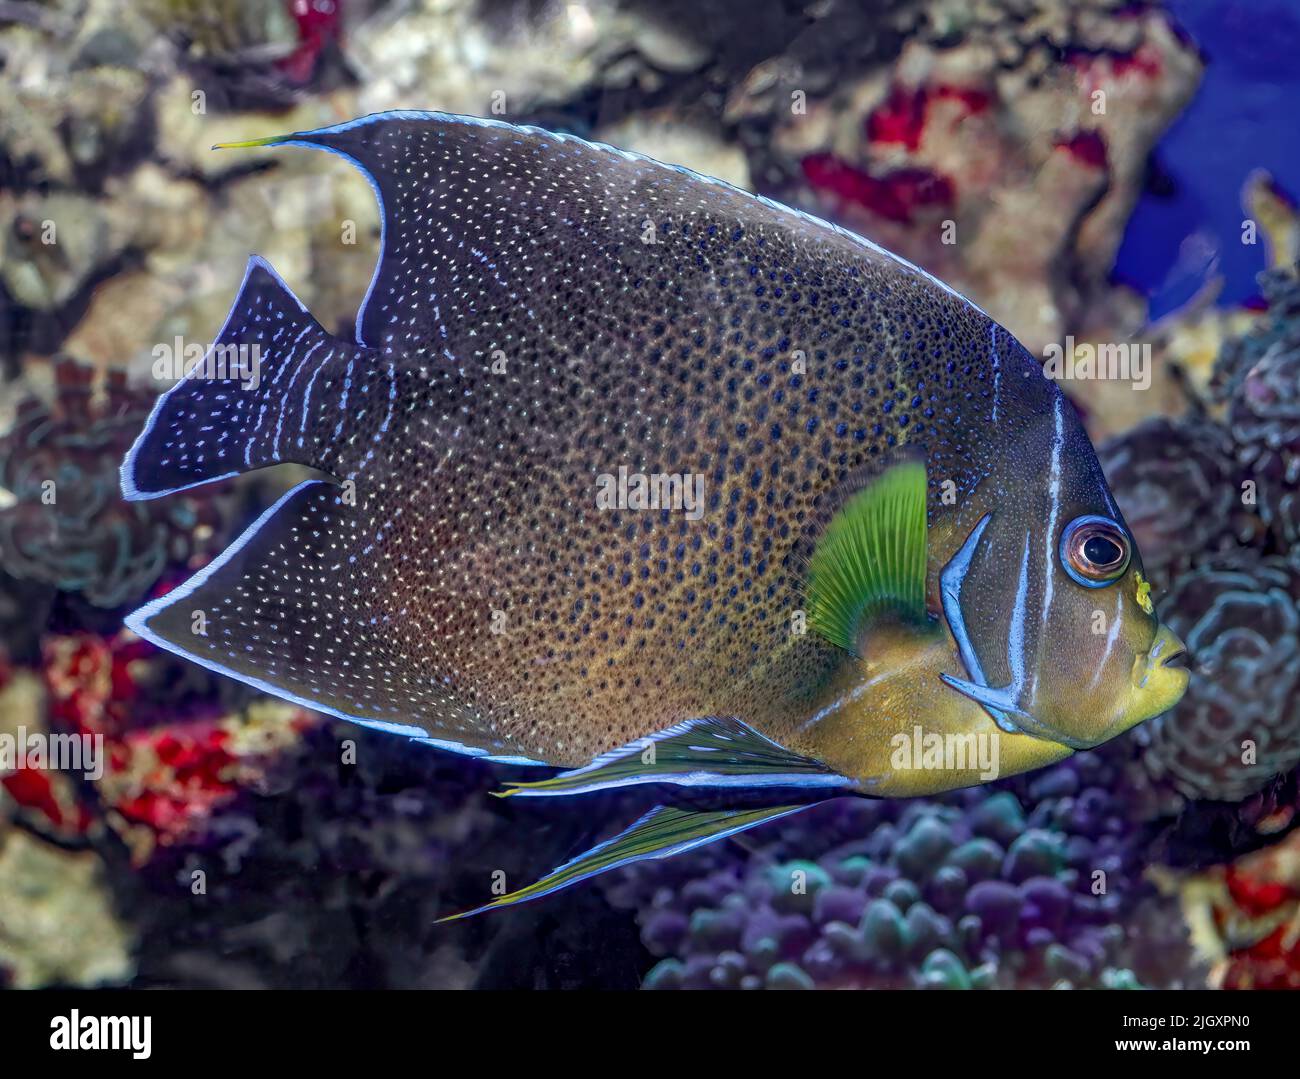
[120,112,1189,918]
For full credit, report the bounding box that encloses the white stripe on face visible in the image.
[1033,395,1065,703]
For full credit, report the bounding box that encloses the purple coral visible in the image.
[604,753,1203,989]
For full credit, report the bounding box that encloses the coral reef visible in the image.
[758,0,1201,357]
[1174,827,1300,990]
[1217,269,1300,550]
[1099,268,1300,816]
[0,829,135,989]
[0,624,323,987]
[38,628,316,859]
[114,722,648,989]
[1099,416,1248,589]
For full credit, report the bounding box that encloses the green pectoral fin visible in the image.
[805,458,929,652]
[496,715,854,798]
[436,803,810,922]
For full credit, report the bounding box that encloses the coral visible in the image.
[755,0,1201,357]
[1099,416,1250,590]
[1212,268,1300,403]
[0,190,122,312]
[0,829,135,989]
[604,751,1204,989]
[0,7,155,193]
[1110,269,1300,815]
[1173,829,1300,990]
[111,722,647,989]
[1216,269,1300,550]
[0,360,223,609]
[1135,553,1300,805]
[0,664,94,842]
[7,625,645,987]
[346,0,713,123]
[39,628,317,861]
[1217,835,1300,990]
[139,0,346,107]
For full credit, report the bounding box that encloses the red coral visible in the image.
[801,154,954,224]
[112,724,238,841]
[866,83,992,152]
[32,629,319,859]
[1055,131,1109,170]
[1226,863,1296,918]
[279,0,344,84]
[1215,837,1300,989]
[867,86,928,151]
[2,767,74,830]
[1067,42,1165,92]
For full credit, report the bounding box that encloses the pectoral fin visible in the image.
[436,803,809,921]
[804,458,930,653]
[496,715,854,798]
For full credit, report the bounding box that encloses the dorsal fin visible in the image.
[803,459,930,653]
[213,110,983,352]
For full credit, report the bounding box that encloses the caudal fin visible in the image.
[121,256,372,500]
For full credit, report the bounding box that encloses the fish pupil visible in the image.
[1083,534,1122,567]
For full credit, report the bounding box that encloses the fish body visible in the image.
[121,113,1187,913]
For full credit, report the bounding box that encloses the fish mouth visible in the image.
[942,624,1191,749]
[1139,622,1188,680]
[1117,622,1190,733]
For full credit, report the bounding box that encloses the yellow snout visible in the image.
[1114,621,1189,738]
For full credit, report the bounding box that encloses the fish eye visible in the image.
[1059,515,1131,588]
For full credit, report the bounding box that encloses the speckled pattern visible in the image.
[122,113,1116,768]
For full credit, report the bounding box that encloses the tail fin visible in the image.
[121,256,372,500]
